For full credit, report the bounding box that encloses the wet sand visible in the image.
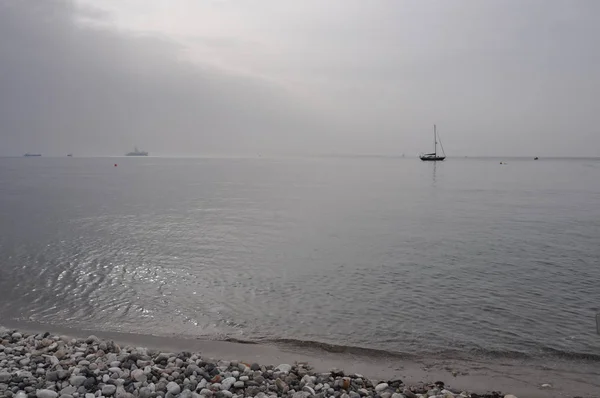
[3,321,599,398]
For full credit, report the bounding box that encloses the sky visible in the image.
[1,0,599,157]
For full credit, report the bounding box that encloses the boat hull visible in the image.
[420,156,445,161]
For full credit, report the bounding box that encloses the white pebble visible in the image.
[375,383,389,392]
[275,364,292,373]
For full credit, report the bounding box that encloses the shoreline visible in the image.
[2,322,598,398]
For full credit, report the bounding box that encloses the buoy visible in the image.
[114,164,117,167]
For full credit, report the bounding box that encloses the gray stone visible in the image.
[85,394,95,398]
[402,388,417,398]
[196,379,207,390]
[85,336,99,344]
[392,394,406,398]
[233,381,244,389]
[180,391,193,398]
[57,370,70,380]
[216,391,232,398]
[12,332,23,339]
[166,382,181,395]
[375,383,389,392]
[358,389,369,397]
[102,385,117,396]
[221,377,236,391]
[0,372,11,383]
[275,379,287,392]
[138,387,153,398]
[54,350,67,360]
[69,376,87,388]
[185,365,201,377]
[199,389,213,397]
[245,387,260,397]
[275,364,292,373]
[82,377,96,390]
[131,369,146,383]
[59,387,76,396]
[36,390,59,398]
[303,386,316,395]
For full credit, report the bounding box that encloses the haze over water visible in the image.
[1,156,599,361]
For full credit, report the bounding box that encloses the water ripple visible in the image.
[1,157,599,359]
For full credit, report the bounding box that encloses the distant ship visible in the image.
[67,154,73,157]
[24,153,42,157]
[125,147,148,156]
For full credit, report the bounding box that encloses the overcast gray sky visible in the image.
[1,0,598,157]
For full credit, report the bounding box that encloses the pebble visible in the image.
[139,387,153,398]
[0,328,514,398]
[167,381,181,394]
[275,364,292,373]
[36,390,58,398]
[221,377,236,390]
[375,383,389,392]
[102,385,117,396]
[131,369,146,382]
[69,376,87,387]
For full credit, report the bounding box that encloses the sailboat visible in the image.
[419,124,446,161]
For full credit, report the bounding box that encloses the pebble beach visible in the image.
[0,327,559,398]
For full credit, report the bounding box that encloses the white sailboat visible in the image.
[419,125,446,161]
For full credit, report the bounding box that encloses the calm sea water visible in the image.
[1,156,599,360]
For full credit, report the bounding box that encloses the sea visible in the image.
[1,156,599,362]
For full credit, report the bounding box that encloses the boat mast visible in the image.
[434,124,437,156]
